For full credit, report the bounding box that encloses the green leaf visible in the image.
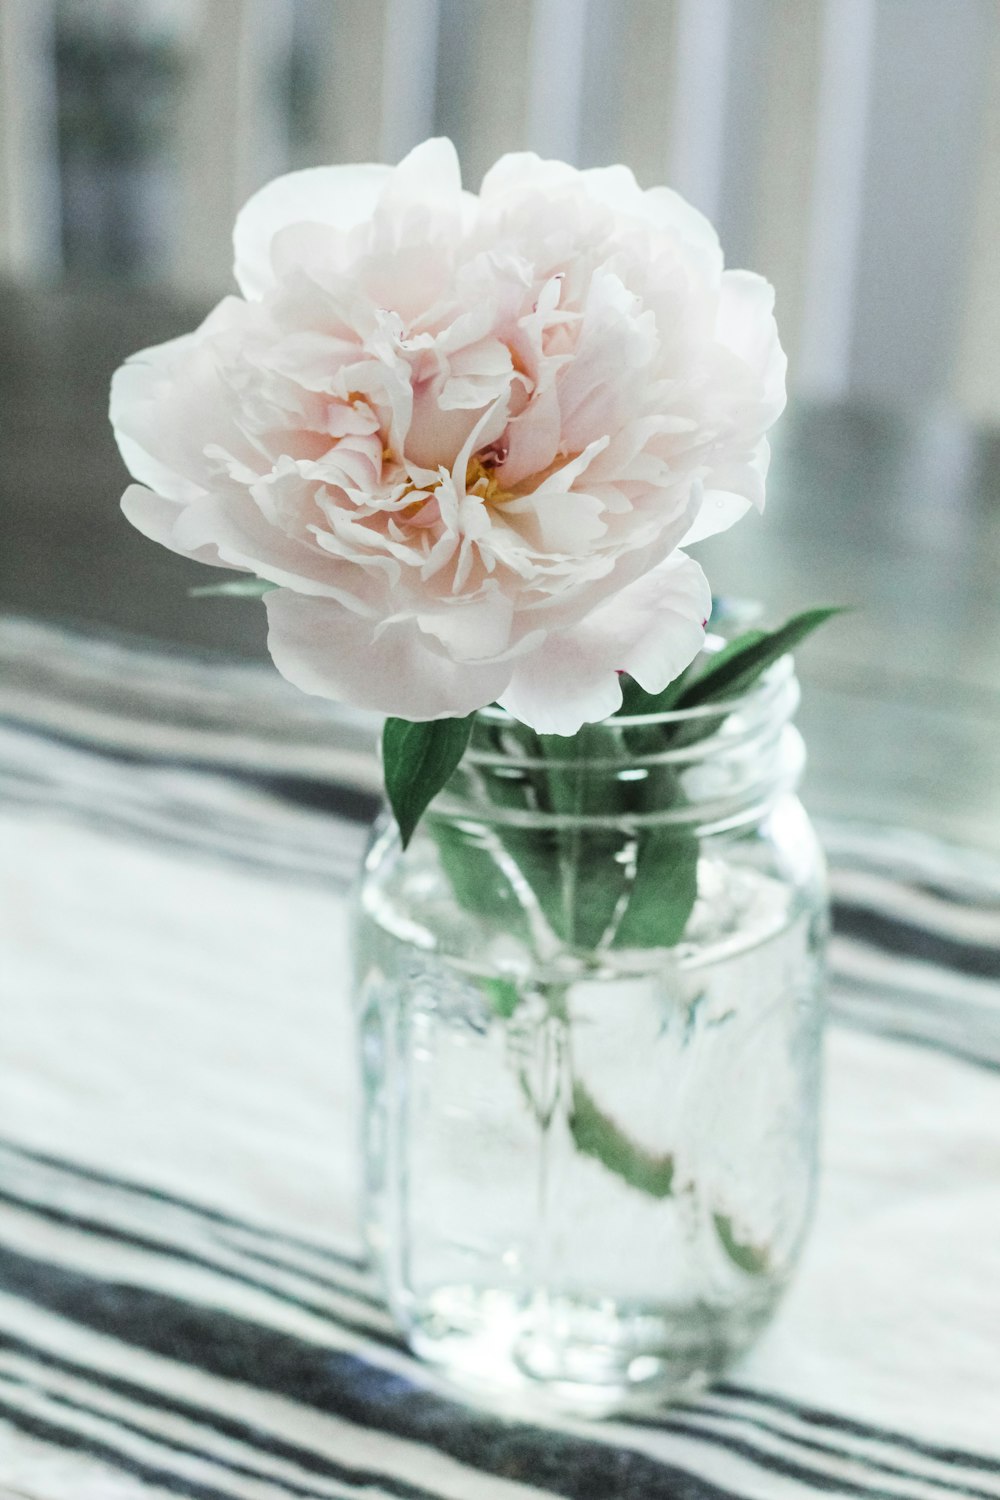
[569,1081,675,1198]
[682,627,769,689]
[483,976,521,1019]
[566,1083,777,1247]
[552,829,637,949]
[431,820,536,948]
[673,607,845,711]
[615,606,843,721]
[422,610,841,952]
[189,579,277,598]
[612,828,700,949]
[427,717,592,949]
[532,729,632,947]
[567,1083,774,1248]
[713,1212,770,1275]
[382,715,474,850]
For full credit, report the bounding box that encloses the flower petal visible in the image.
[114,137,787,733]
[110,299,257,502]
[716,270,787,422]
[479,152,578,202]
[172,492,384,603]
[499,553,710,734]
[234,163,391,299]
[607,551,711,693]
[120,484,240,569]
[681,442,771,546]
[579,164,724,279]
[265,589,511,719]
[416,587,515,662]
[376,137,465,213]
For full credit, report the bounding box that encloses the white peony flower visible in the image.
[111,139,785,734]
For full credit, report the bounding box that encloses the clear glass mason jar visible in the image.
[352,654,828,1413]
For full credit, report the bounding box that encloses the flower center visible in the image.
[464,454,514,508]
[381,449,516,520]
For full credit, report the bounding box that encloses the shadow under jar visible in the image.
[353,655,828,1414]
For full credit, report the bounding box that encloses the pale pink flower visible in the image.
[111,139,785,733]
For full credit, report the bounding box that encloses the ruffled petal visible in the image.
[172,493,383,603]
[499,553,710,734]
[716,270,787,422]
[120,484,240,569]
[265,589,511,719]
[234,163,391,299]
[479,152,578,202]
[110,300,257,502]
[607,551,711,692]
[416,587,515,662]
[376,137,465,215]
[114,136,786,732]
[682,442,771,546]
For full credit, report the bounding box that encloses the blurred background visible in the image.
[2,0,999,845]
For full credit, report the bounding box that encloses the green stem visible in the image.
[559,730,588,948]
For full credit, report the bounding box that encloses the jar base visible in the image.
[402,1282,775,1416]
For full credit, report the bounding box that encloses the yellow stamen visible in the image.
[465,456,513,506]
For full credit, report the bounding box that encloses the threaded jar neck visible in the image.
[432,657,804,837]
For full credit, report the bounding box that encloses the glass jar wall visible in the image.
[353,657,828,1412]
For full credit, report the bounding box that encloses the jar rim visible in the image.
[476,644,791,730]
[432,652,804,834]
[465,653,796,772]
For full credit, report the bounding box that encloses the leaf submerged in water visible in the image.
[568,1081,675,1198]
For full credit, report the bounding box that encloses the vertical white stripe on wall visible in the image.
[665,0,771,265]
[795,0,877,400]
[847,0,993,408]
[173,0,295,294]
[667,0,734,228]
[576,0,629,170]
[525,0,590,163]
[952,9,1000,423]
[0,0,61,278]
[749,0,825,375]
[312,0,439,169]
[379,0,441,163]
[799,0,993,407]
[614,0,680,189]
[709,0,771,268]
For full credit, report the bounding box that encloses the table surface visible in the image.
[2,615,1000,1500]
[2,281,1000,1500]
